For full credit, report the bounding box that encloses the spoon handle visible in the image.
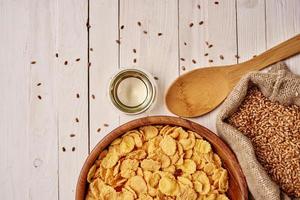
[237,34,300,73]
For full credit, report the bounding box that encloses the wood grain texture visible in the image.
[266,0,300,75]
[178,0,237,131]
[76,116,248,200]
[89,0,119,149]
[56,1,89,199]
[237,0,266,62]
[0,1,58,199]
[119,0,179,123]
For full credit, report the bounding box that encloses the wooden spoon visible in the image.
[166,34,300,118]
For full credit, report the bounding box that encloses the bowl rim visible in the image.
[76,115,248,200]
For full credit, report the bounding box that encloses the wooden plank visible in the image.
[56,1,89,199]
[237,0,266,62]
[0,0,59,199]
[266,0,300,74]
[178,0,237,132]
[119,0,179,123]
[89,0,119,149]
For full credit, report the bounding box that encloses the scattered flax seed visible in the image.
[31,61,36,64]
[75,118,79,123]
[86,22,91,29]
[64,61,68,65]
[120,25,124,29]
[204,53,209,56]
[72,147,75,152]
[253,55,257,58]
[158,33,163,36]
[55,53,59,58]
[133,58,137,63]
[75,58,80,62]
[91,94,95,99]
[88,62,91,67]
[37,95,42,100]
[209,59,213,63]
[220,55,224,60]
[37,83,42,86]
[137,21,141,26]
[205,41,209,46]
[90,48,93,51]
[143,30,148,34]
[181,66,186,71]
[62,147,66,152]
[180,58,185,61]
[103,123,109,127]
[154,76,159,80]
[235,54,240,59]
[192,59,196,64]
[214,1,219,5]
[189,23,194,27]
[197,4,201,9]
[115,40,121,44]
[70,134,76,137]
[97,128,101,132]
[199,21,204,25]
[208,44,213,48]
[76,93,80,98]
[133,49,137,53]
[184,42,187,46]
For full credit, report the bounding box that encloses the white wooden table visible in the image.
[1,0,299,199]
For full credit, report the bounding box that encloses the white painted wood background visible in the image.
[0,0,299,199]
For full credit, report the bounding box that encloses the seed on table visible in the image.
[88,62,91,67]
[64,61,68,65]
[154,76,159,80]
[31,61,36,64]
[133,49,136,53]
[158,33,163,36]
[37,95,42,100]
[91,94,95,99]
[37,83,42,86]
[115,40,120,44]
[90,48,93,51]
[75,118,79,123]
[137,21,141,26]
[220,55,224,60]
[97,128,101,132]
[75,58,80,62]
[192,59,196,64]
[104,123,109,127]
[189,22,194,27]
[204,53,208,56]
[209,59,213,63]
[62,147,66,152]
[184,42,187,46]
[180,58,185,61]
[197,4,201,9]
[253,55,257,58]
[214,1,219,5]
[76,93,80,98]
[181,66,186,71]
[72,147,75,152]
[208,44,213,48]
[199,21,204,25]
[143,30,148,34]
[235,54,240,59]
[133,58,137,63]
[120,25,124,29]
[70,134,76,137]
[55,53,59,58]
[205,41,209,46]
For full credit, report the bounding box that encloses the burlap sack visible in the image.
[216,62,300,200]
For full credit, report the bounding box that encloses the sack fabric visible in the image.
[216,62,300,200]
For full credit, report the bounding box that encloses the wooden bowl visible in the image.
[76,116,248,200]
